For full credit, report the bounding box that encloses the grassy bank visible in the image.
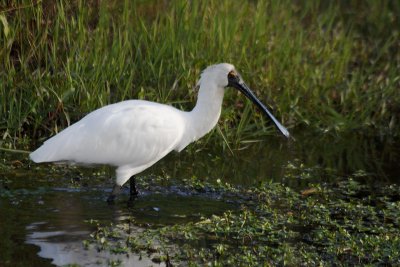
[1,0,399,149]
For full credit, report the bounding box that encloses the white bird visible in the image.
[30,63,289,202]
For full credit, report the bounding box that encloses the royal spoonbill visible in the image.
[30,63,289,202]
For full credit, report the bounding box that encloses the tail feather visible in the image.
[29,132,69,163]
[29,144,56,163]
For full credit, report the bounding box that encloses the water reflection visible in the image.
[25,224,155,266]
[0,178,233,267]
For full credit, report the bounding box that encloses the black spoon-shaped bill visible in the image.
[227,72,290,138]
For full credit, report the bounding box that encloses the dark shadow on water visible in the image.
[152,131,399,187]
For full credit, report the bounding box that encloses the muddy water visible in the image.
[0,132,399,266]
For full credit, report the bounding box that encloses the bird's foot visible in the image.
[129,176,139,197]
[128,188,139,203]
[130,188,139,197]
[127,187,139,207]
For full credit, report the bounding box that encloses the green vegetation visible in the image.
[1,2,399,265]
[1,0,399,149]
[86,175,400,266]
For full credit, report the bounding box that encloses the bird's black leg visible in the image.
[107,184,121,204]
[129,175,139,202]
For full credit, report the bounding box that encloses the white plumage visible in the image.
[30,63,289,201]
[30,101,185,186]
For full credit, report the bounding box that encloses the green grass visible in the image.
[0,0,399,149]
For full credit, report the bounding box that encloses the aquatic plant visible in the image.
[86,176,400,266]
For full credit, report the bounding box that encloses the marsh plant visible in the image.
[0,0,399,149]
[86,176,400,266]
[1,2,399,265]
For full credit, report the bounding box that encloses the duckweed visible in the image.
[86,176,400,266]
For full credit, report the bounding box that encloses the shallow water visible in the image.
[0,132,399,266]
[0,182,236,266]
[156,131,399,186]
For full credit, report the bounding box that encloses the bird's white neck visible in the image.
[191,81,225,138]
[178,81,225,150]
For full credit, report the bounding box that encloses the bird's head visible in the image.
[199,63,290,138]
[198,63,236,88]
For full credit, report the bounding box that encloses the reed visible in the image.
[0,0,399,149]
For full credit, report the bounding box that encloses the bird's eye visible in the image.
[228,70,237,80]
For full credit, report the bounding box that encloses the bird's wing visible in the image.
[30,100,185,168]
